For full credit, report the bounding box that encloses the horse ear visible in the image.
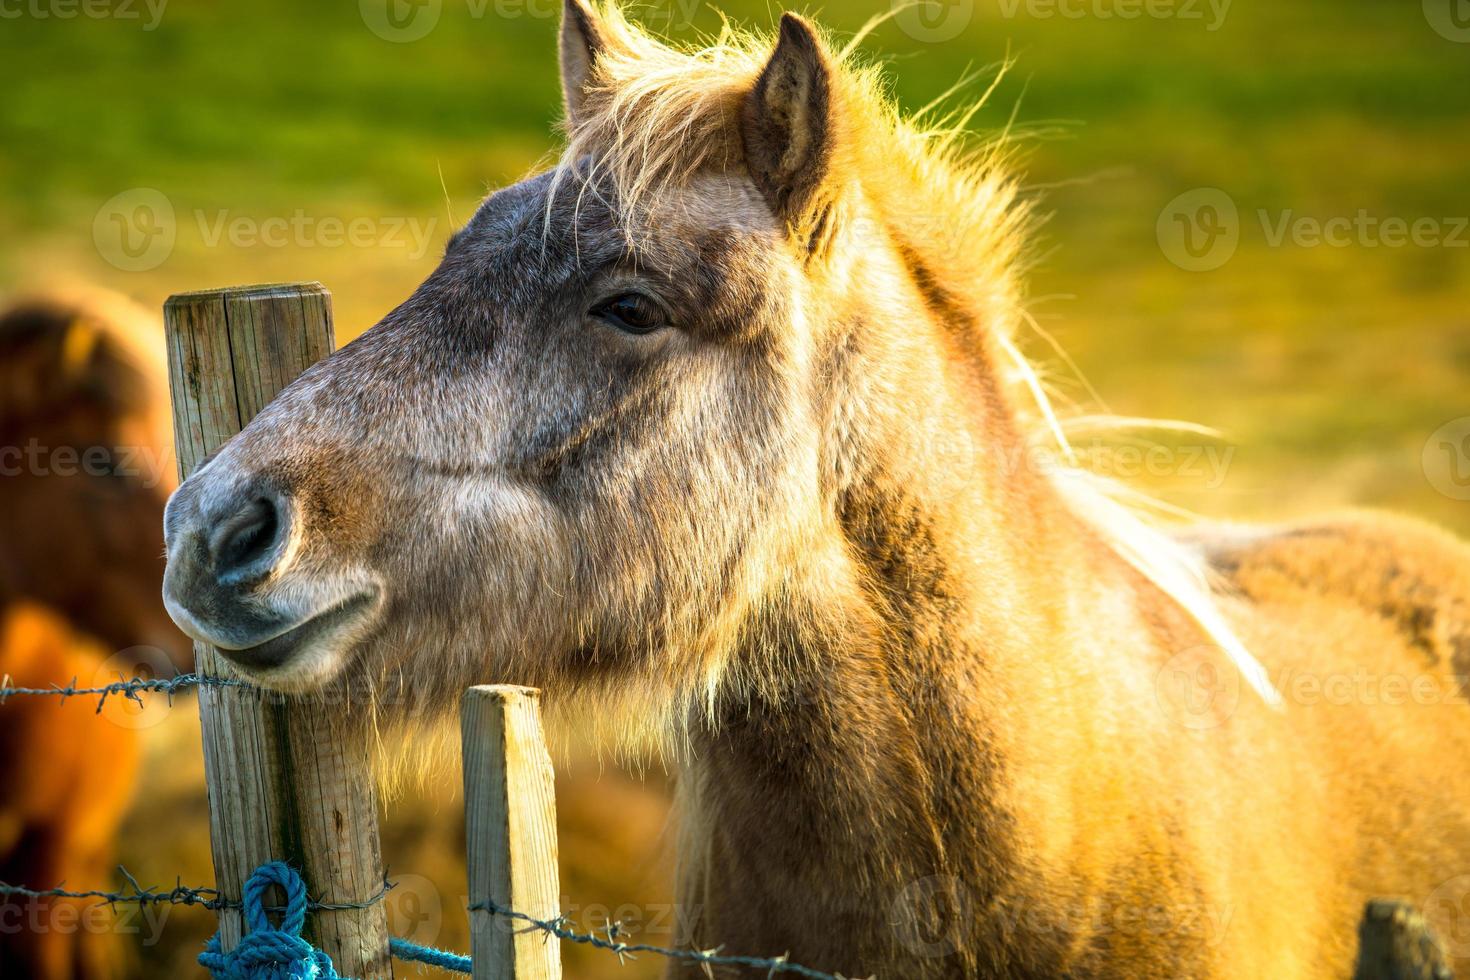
[741,14,836,225]
[560,0,608,127]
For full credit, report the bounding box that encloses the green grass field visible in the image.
[4,2,1468,975]
[3,0,1465,533]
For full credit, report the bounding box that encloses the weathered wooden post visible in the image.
[463,685,563,980]
[1354,900,1454,980]
[164,283,393,978]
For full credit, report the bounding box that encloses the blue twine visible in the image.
[389,938,471,973]
[200,863,470,979]
[23,857,845,979]
[199,863,339,980]
[3,681,852,978]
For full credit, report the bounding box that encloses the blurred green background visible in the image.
[3,0,1467,531]
[2,0,1467,976]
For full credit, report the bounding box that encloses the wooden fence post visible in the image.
[463,686,563,980]
[164,283,393,978]
[1354,900,1453,980]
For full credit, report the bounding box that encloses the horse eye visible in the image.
[589,293,670,335]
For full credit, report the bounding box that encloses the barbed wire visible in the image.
[0,675,865,977]
[0,865,863,978]
[0,873,224,910]
[0,671,235,712]
[0,865,393,914]
[471,899,872,980]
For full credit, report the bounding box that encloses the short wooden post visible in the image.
[164,283,393,978]
[1354,900,1453,980]
[462,686,563,980]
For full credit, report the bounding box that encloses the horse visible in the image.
[159,3,1470,976]
[0,291,190,979]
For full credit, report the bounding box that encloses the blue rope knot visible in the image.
[200,862,339,980]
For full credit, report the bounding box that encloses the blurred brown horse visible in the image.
[0,291,189,979]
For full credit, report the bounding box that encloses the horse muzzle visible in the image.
[161,470,378,678]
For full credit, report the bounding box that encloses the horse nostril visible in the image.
[210,493,286,583]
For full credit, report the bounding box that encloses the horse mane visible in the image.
[553,3,1279,705]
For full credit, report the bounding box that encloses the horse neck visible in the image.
[796,235,1125,717]
[678,284,1143,934]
